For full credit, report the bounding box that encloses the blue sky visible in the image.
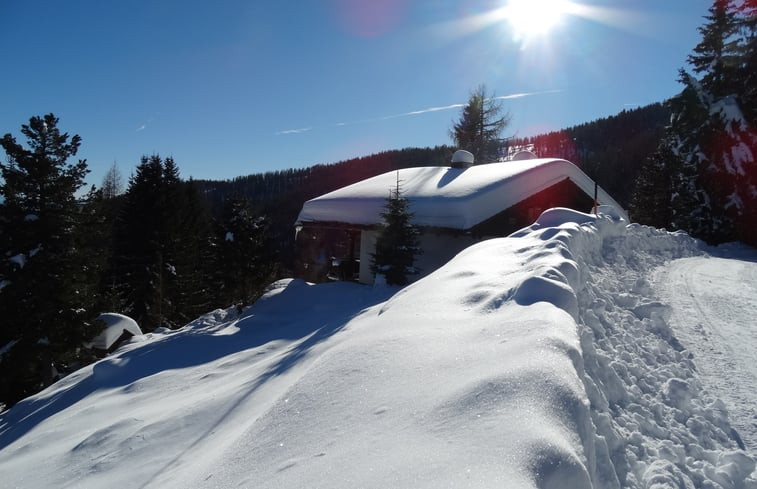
[1,0,710,188]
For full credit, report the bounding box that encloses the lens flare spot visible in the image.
[331,0,406,38]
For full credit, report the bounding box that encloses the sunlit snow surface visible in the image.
[1,207,755,488]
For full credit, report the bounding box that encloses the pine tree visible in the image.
[165,178,216,324]
[78,185,122,314]
[689,0,740,97]
[451,85,511,163]
[371,178,421,286]
[737,0,757,123]
[630,143,674,229]
[666,72,729,241]
[735,0,757,245]
[214,197,276,310]
[108,155,164,328]
[109,156,214,330]
[0,114,98,407]
[648,0,757,245]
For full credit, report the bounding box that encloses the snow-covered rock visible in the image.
[86,313,143,352]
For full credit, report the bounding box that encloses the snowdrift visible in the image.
[0,208,754,488]
[86,313,143,352]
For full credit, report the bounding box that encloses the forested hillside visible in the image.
[510,103,670,206]
[194,102,670,263]
[194,146,455,266]
[630,0,757,246]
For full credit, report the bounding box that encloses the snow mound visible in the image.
[0,208,754,488]
[87,313,143,351]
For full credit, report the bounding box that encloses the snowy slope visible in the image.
[1,208,755,488]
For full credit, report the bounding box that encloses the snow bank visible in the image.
[0,207,754,488]
[520,209,756,488]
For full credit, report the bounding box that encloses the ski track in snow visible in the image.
[654,248,757,454]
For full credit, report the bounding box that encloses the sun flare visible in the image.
[503,0,570,39]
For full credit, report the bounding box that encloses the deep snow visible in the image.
[0,208,755,488]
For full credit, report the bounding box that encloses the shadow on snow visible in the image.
[0,279,394,451]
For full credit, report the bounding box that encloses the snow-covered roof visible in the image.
[296,158,627,229]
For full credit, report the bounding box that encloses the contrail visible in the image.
[275,89,562,135]
[276,127,312,135]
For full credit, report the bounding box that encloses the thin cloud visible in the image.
[136,114,159,133]
[275,127,312,135]
[492,89,563,101]
[385,103,465,119]
[275,89,562,135]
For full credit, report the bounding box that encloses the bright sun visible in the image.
[503,0,570,40]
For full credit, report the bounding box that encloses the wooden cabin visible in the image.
[294,152,625,285]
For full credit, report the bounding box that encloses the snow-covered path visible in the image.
[655,248,757,454]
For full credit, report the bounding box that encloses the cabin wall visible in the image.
[359,230,377,284]
[295,225,360,282]
[358,229,477,285]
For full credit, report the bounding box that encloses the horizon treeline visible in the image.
[194,103,671,268]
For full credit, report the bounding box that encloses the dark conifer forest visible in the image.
[1,0,754,408]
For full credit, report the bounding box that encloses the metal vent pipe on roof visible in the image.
[451,149,474,168]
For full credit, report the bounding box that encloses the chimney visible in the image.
[451,150,474,168]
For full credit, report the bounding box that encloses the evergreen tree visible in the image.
[737,0,757,122]
[643,1,757,245]
[689,0,740,97]
[666,72,728,241]
[109,156,214,330]
[0,114,98,407]
[630,143,674,229]
[451,85,511,163]
[165,178,216,323]
[79,185,123,314]
[739,0,757,245]
[371,177,421,286]
[108,155,164,328]
[214,197,276,310]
